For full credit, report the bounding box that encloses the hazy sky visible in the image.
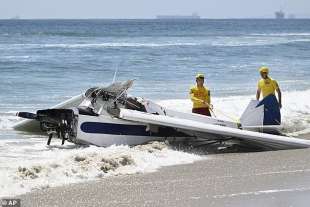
[1,0,309,19]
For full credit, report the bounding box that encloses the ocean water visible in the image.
[0,19,310,197]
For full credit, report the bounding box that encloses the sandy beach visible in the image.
[13,133,310,207]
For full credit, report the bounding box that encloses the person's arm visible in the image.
[204,90,213,109]
[273,80,282,108]
[190,89,204,104]
[276,88,282,108]
[256,81,261,100]
[256,88,261,100]
[207,91,211,105]
[190,92,202,103]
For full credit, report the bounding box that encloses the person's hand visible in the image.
[209,104,214,110]
[203,101,213,109]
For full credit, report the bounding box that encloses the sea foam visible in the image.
[0,142,202,198]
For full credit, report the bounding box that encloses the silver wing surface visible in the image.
[119,108,310,150]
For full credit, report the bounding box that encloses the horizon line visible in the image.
[1,17,309,20]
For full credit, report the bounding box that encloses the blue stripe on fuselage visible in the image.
[80,122,151,136]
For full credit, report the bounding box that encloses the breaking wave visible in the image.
[0,142,202,198]
[2,37,309,51]
[211,38,310,47]
[2,42,199,50]
[0,56,30,60]
[0,113,20,131]
[250,33,310,37]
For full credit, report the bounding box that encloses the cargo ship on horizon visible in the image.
[156,13,200,19]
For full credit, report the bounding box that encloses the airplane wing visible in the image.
[119,108,310,150]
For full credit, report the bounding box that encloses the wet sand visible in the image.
[16,134,310,207]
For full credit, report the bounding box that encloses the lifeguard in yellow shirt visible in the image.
[256,66,282,108]
[190,73,212,116]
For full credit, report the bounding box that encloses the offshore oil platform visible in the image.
[275,10,285,19]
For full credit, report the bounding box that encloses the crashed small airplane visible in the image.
[14,80,310,150]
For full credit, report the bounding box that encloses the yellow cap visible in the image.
[196,73,205,79]
[259,66,269,73]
